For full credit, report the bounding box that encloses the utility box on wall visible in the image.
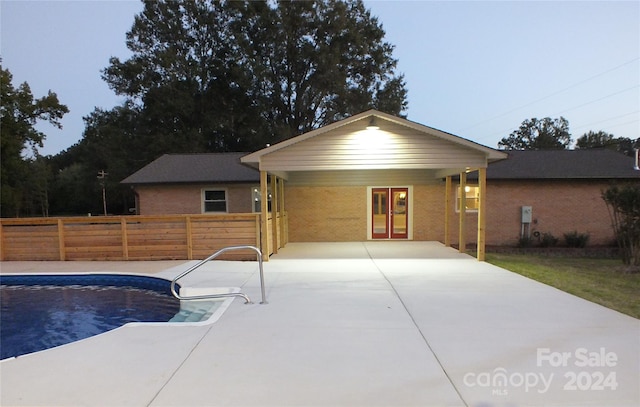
[521,206,532,223]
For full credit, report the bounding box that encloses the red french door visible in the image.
[372,188,408,239]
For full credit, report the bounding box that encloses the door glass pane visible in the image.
[392,190,407,236]
[373,190,387,235]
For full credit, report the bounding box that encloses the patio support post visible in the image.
[279,177,287,246]
[444,176,452,247]
[270,174,279,254]
[458,171,466,253]
[477,167,487,261]
[260,170,270,262]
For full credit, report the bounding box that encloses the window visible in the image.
[203,190,227,213]
[456,185,479,212]
[252,187,272,213]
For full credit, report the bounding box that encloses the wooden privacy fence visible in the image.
[0,214,270,261]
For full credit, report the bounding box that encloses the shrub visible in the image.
[602,184,640,266]
[564,231,590,248]
[539,232,559,248]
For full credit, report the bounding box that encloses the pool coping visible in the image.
[1,272,242,361]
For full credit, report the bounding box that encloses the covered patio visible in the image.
[242,110,507,261]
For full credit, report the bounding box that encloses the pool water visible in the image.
[0,274,180,360]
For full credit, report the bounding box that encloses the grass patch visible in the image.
[485,253,640,319]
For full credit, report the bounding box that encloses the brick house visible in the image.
[460,149,639,247]
[122,110,639,257]
[121,152,261,215]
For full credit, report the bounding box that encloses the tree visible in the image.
[498,117,571,150]
[575,130,615,149]
[602,184,640,268]
[614,137,640,157]
[1,64,69,217]
[575,131,639,157]
[48,0,407,216]
[101,0,407,150]
[48,105,143,216]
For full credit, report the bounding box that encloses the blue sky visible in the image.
[1,1,638,156]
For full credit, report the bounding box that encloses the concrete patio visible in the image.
[1,241,638,406]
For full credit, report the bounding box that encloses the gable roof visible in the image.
[467,149,639,180]
[121,152,259,185]
[241,110,507,177]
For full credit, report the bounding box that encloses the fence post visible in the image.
[255,215,261,248]
[0,222,4,261]
[57,219,66,261]
[121,218,129,260]
[186,216,193,260]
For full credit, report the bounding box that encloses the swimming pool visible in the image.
[0,274,213,360]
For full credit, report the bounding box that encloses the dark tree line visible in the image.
[3,1,638,218]
[102,1,407,147]
[2,0,408,217]
[498,116,639,154]
[575,130,639,156]
[1,64,69,217]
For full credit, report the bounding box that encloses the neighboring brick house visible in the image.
[121,152,261,215]
[121,110,639,256]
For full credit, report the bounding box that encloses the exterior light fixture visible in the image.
[366,117,379,130]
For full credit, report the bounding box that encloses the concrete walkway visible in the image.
[1,242,638,406]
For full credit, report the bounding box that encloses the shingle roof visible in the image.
[122,149,639,185]
[121,153,259,185]
[469,149,639,180]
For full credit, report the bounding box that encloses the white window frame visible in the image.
[455,184,479,213]
[251,186,272,213]
[202,188,228,213]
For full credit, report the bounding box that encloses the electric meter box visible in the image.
[521,206,532,223]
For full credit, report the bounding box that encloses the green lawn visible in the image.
[485,253,640,319]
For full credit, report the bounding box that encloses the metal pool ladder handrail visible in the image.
[170,245,267,304]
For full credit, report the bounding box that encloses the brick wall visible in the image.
[136,184,255,215]
[286,185,367,241]
[412,184,446,241]
[137,178,620,247]
[286,184,448,242]
[449,179,616,246]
